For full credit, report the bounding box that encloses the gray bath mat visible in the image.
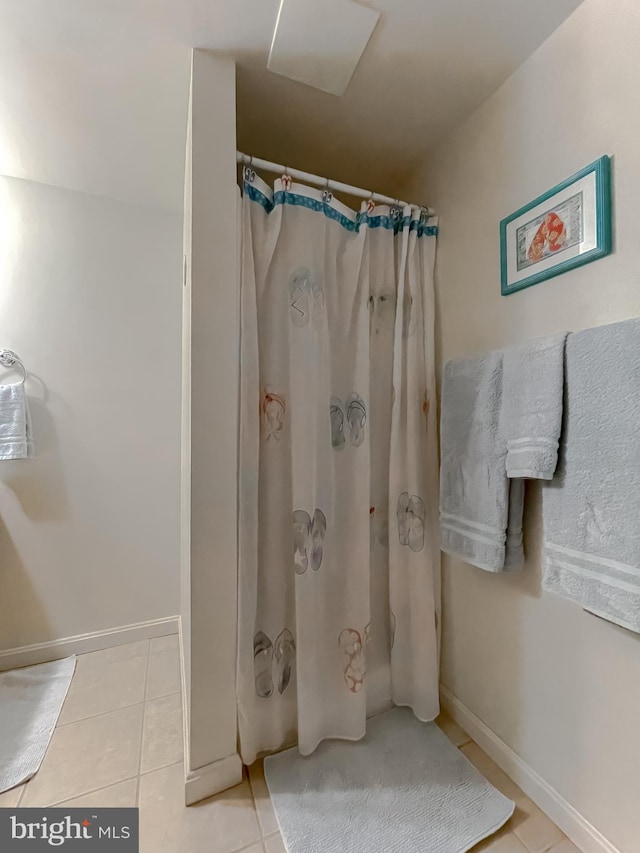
[264,707,514,853]
[0,656,76,793]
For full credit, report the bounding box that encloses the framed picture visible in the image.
[500,155,612,295]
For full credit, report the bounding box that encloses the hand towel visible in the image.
[0,384,34,460]
[501,333,568,479]
[542,318,640,632]
[440,351,524,572]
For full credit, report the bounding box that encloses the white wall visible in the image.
[405,1,640,850]
[0,175,182,655]
[181,51,241,802]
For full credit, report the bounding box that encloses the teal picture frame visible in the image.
[500,155,612,296]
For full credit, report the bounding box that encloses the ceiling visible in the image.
[0,0,583,212]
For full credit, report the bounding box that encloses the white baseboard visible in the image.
[441,686,620,853]
[184,753,243,806]
[178,618,191,780]
[0,616,180,671]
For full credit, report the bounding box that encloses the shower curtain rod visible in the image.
[237,152,436,217]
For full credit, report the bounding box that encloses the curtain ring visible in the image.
[366,193,375,215]
[244,155,256,183]
[322,176,333,204]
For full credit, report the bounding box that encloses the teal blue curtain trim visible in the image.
[244,182,437,237]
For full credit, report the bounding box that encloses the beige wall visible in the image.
[406,0,640,850]
[181,60,193,726]
[0,175,182,654]
[181,51,241,800]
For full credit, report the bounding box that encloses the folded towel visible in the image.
[501,333,568,480]
[542,318,640,632]
[440,351,524,572]
[0,384,34,460]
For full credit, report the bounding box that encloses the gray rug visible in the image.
[0,656,76,793]
[264,708,514,853]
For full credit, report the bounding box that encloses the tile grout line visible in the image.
[43,758,213,808]
[247,764,259,811]
[57,644,163,729]
[262,832,282,853]
[519,834,563,853]
[47,775,140,808]
[148,645,180,657]
[231,838,268,853]
[135,641,152,806]
[436,718,473,749]
[246,765,261,838]
[74,649,150,665]
[245,763,270,850]
[69,654,150,683]
[57,699,145,729]
[139,759,183,779]
[55,689,182,729]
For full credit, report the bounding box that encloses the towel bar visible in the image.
[0,350,27,383]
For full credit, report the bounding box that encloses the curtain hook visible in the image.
[322,176,333,204]
[366,192,375,215]
[241,154,255,182]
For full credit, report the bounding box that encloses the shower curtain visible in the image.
[237,170,440,765]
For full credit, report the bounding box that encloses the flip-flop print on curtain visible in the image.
[330,393,367,449]
[397,492,426,552]
[292,508,327,574]
[254,629,296,698]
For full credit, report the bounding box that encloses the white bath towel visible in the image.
[0,384,34,460]
[440,351,524,572]
[501,333,567,480]
[542,318,640,632]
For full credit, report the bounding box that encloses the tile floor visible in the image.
[0,637,581,853]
